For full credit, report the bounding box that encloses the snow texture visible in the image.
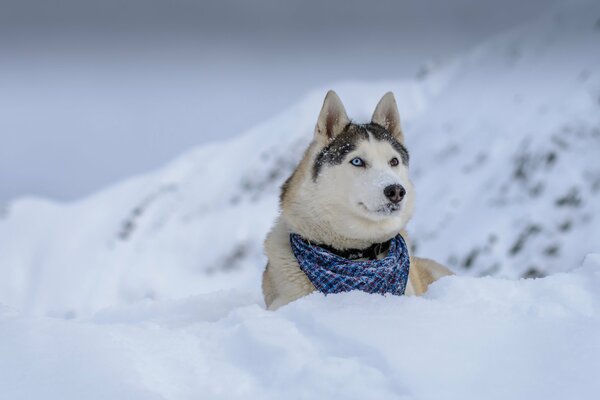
[1,256,599,399]
[0,1,600,398]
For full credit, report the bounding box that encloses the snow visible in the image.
[408,1,600,279]
[1,0,600,398]
[3,1,599,317]
[1,257,599,399]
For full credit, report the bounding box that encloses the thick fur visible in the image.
[263,91,452,310]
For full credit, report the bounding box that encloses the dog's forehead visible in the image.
[362,124,409,163]
[356,133,397,154]
[312,123,409,180]
[326,123,371,151]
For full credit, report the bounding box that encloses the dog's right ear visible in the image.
[315,90,350,143]
[372,92,403,142]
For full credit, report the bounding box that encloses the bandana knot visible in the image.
[290,233,410,296]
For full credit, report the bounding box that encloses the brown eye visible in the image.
[389,157,399,167]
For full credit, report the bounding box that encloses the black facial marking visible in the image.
[312,123,409,181]
[312,124,368,180]
[364,123,410,166]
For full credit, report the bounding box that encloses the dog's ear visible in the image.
[315,90,350,143]
[372,92,403,142]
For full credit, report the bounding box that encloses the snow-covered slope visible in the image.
[409,1,600,279]
[1,255,599,399]
[1,2,600,399]
[1,0,599,322]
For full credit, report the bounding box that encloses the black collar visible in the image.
[318,239,392,261]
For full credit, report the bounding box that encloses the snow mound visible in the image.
[410,0,600,278]
[0,0,599,320]
[1,255,599,399]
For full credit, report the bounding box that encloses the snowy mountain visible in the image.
[409,1,600,279]
[1,1,600,399]
[2,1,599,318]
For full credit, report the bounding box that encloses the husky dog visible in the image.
[262,90,452,310]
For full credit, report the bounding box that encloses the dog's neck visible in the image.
[316,239,392,261]
[282,211,401,252]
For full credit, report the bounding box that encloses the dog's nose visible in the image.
[383,184,406,204]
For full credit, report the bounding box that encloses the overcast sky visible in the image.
[0,0,560,203]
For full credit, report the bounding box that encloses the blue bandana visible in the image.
[290,233,410,296]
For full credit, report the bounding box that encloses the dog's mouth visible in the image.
[358,202,401,216]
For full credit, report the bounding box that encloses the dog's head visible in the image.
[281,90,415,248]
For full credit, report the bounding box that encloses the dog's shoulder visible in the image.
[263,217,315,310]
[401,230,453,296]
[409,257,453,294]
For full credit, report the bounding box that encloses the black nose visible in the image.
[383,184,406,204]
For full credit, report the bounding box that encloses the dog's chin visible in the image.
[358,202,403,220]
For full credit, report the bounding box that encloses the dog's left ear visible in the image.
[315,90,350,143]
[372,92,404,142]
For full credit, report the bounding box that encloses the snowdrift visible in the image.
[1,255,599,399]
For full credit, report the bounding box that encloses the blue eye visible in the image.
[350,157,365,167]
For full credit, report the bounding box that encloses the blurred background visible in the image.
[0,0,559,203]
[1,0,599,317]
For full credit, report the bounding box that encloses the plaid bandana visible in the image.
[290,233,410,296]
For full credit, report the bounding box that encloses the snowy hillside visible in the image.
[2,1,599,318]
[1,1,600,398]
[1,255,600,399]
[409,1,600,279]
